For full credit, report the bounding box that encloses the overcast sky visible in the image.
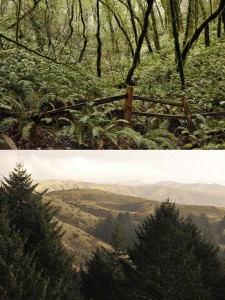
[0,150,225,184]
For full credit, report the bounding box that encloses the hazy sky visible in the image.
[0,150,225,184]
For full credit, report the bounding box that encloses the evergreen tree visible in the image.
[116,212,136,248]
[0,209,48,300]
[93,214,115,243]
[1,163,82,299]
[128,200,225,300]
[110,223,126,255]
[81,246,130,300]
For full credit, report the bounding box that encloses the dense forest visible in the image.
[1,163,225,299]
[0,0,225,149]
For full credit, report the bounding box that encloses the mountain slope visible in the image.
[43,188,225,262]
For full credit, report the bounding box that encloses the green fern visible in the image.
[0,103,12,110]
[139,138,158,149]
[0,118,18,132]
[37,93,56,112]
[21,122,35,141]
[40,117,53,124]
[117,127,143,148]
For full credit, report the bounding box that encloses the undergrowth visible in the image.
[0,36,225,149]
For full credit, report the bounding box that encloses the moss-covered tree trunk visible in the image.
[170,0,185,90]
[125,0,154,85]
[182,0,225,62]
[78,0,88,62]
[199,0,210,47]
[222,7,225,32]
[151,5,161,51]
[96,0,102,77]
[16,0,22,43]
[127,0,138,45]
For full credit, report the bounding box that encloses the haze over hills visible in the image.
[43,188,225,263]
[37,180,225,207]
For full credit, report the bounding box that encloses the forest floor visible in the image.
[0,36,225,150]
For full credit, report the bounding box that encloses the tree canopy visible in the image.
[0,163,82,299]
[82,200,225,299]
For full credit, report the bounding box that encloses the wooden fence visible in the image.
[33,86,225,133]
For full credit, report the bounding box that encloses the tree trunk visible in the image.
[78,0,88,62]
[127,0,138,45]
[155,0,164,29]
[217,14,221,38]
[204,24,210,46]
[96,0,102,77]
[222,7,225,32]
[183,0,195,46]
[199,0,210,47]
[16,0,22,42]
[125,0,154,85]
[100,0,135,57]
[182,0,225,62]
[170,0,185,90]
[151,6,161,50]
[7,0,42,30]
[64,0,75,47]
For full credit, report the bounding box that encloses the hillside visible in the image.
[43,188,225,262]
[38,180,225,207]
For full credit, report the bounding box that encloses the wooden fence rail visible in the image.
[33,94,126,120]
[133,95,183,107]
[132,112,187,120]
[31,86,225,133]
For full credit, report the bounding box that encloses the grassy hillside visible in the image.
[43,188,225,263]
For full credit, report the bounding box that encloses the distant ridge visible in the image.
[36,180,225,207]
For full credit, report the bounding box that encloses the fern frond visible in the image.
[105,132,118,146]
[0,103,12,110]
[41,118,53,124]
[58,117,73,125]
[117,127,142,147]
[152,136,177,149]
[139,138,158,149]
[0,118,18,132]
[194,114,207,124]
[92,127,104,137]
[22,122,35,140]
[146,129,178,143]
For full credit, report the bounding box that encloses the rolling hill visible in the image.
[43,188,225,263]
[37,180,225,207]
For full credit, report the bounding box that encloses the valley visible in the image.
[43,187,225,262]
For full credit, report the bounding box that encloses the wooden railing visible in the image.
[32,86,225,133]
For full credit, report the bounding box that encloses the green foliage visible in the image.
[138,39,225,108]
[81,246,128,300]
[93,212,135,248]
[0,0,225,149]
[0,117,18,132]
[1,38,224,149]
[83,201,225,299]
[128,200,225,299]
[0,209,48,300]
[1,163,82,299]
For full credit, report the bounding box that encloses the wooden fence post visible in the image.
[182,96,195,133]
[124,86,133,122]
